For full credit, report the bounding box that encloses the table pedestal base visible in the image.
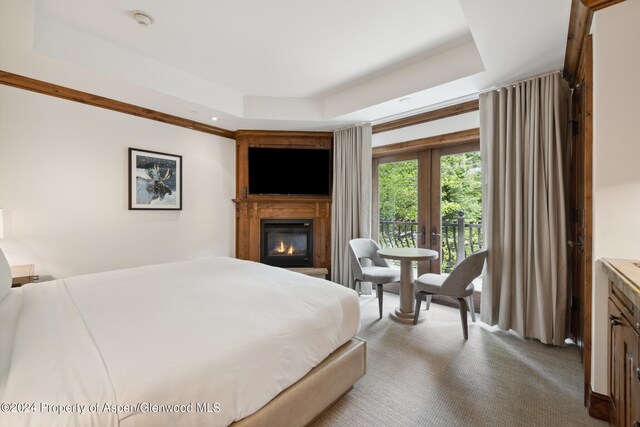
[390,308,425,324]
[376,247,438,326]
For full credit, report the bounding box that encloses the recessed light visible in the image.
[399,97,412,104]
[210,116,219,121]
[131,10,153,27]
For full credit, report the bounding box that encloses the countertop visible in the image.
[599,258,640,307]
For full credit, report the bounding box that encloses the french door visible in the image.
[372,141,482,279]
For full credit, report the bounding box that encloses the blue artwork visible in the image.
[129,149,182,210]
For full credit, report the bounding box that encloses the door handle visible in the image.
[567,240,582,248]
[609,313,620,326]
[430,227,441,246]
[417,226,426,246]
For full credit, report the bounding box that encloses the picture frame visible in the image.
[128,148,182,210]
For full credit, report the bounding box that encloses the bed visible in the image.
[0,254,365,427]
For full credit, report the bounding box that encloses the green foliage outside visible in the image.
[377,153,483,271]
[378,153,482,223]
[378,160,418,222]
[440,152,482,223]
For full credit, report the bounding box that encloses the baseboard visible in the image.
[586,384,611,421]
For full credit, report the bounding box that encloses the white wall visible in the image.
[591,0,640,394]
[0,85,236,280]
[372,110,479,147]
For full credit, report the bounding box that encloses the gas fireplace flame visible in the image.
[273,240,295,256]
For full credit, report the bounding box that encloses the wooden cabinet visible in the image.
[608,278,640,426]
[234,130,333,273]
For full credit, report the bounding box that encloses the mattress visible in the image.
[0,257,360,426]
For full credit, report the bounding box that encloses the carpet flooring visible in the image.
[310,292,607,427]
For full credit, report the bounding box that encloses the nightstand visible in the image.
[10,264,37,287]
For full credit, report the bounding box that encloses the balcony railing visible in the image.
[379,211,483,273]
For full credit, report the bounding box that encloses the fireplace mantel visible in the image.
[234,131,333,274]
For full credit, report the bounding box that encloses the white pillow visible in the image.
[0,248,12,301]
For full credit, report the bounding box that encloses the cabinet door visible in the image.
[621,322,639,427]
[610,296,640,427]
[610,298,623,426]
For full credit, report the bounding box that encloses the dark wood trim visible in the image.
[582,35,595,411]
[373,152,419,164]
[235,130,333,139]
[418,149,431,275]
[586,385,611,421]
[564,0,592,85]
[564,0,626,85]
[439,141,480,156]
[0,70,235,140]
[580,0,625,11]
[429,148,441,274]
[372,100,479,134]
[371,157,380,244]
[232,196,331,204]
[372,128,479,158]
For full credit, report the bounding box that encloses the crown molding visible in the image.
[0,70,235,140]
[580,0,625,11]
[372,100,478,135]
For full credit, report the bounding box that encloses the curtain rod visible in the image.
[333,122,370,133]
[372,70,563,126]
[476,70,563,96]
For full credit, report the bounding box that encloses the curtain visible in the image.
[331,124,372,287]
[479,72,570,345]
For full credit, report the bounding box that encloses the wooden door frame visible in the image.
[568,29,600,418]
[372,136,481,296]
[576,35,598,417]
[371,151,420,246]
[372,150,434,277]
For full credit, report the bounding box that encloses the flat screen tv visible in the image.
[248,147,331,195]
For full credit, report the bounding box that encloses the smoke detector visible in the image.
[131,10,153,27]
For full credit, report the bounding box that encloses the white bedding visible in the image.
[0,257,360,426]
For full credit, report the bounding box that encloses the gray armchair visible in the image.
[348,238,400,319]
[413,249,487,339]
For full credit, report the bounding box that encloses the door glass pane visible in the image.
[378,160,418,269]
[440,152,483,273]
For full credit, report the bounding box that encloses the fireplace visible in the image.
[260,219,313,267]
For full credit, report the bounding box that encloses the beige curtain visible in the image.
[331,124,372,287]
[479,72,569,345]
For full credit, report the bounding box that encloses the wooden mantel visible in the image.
[234,130,333,273]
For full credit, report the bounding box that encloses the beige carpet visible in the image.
[310,292,607,427]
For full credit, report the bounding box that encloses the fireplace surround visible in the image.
[234,130,332,274]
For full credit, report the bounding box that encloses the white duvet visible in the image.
[0,257,360,426]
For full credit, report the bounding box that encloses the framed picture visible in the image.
[129,148,182,210]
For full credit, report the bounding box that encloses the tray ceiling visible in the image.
[0,0,571,131]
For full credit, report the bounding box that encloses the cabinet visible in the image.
[608,277,640,426]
